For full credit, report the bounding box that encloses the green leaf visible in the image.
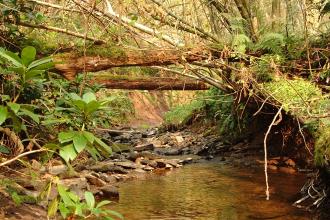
[0,106,8,125]
[47,197,59,217]
[7,102,20,114]
[0,48,22,67]
[11,192,22,205]
[57,184,74,206]
[25,70,44,81]
[0,145,10,154]
[59,144,77,162]
[72,100,86,111]
[82,131,95,144]
[28,57,53,70]
[69,93,82,101]
[94,137,112,156]
[73,134,87,153]
[58,131,76,143]
[21,46,36,66]
[58,202,70,219]
[18,108,40,123]
[84,191,95,209]
[86,101,101,115]
[95,200,111,208]
[82,92,96,103]
[108,210,124,219]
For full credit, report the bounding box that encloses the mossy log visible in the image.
[92,77,209,90]
[54,48,206,79]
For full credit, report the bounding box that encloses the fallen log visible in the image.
[54,48,207,79]
[92,77,209,90]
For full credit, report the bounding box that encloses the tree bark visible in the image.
[92,77,209,90]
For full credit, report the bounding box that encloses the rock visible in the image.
[143,166,154,171]
[134,168,146,173]
[182,157,193,164]
[205,155,214,160]
[59,177,89,199]
[268,165,278,170]
[164,148,181,156]
[89,162,128,174]
[154,159,167,168]
[279,167,296,174]
[285,159,296,167]
[99,185,119,199]
[111,143,132,153]
[134,143,154,152]
[114,161,137,169]
[99,173,117,183]
[85,173,107,187]
[165,159,181,168]
[175,135,184,145]
[165,164,173,169]
[127,152,140,161]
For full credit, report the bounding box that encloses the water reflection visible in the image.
[111,162,310,220]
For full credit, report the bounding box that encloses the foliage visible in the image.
[164,98,204,126]
[251,54,285,82]
[48,184,123,220]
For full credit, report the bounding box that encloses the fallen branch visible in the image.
[0,149,47,167]
[263,106,283,200]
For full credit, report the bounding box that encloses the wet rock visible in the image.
[114,161,137,169]
[143,166,154,171]
[285,159,296,167]
[279,167,296,174]
[181,157,193,164]
[134,143,154,152]
[154,159,167,168]
[85,173,107,187]
[268,165,278,170]
[164,148,181,156]
[89,162,128,174]
[99,173,117,183]
[165,159,181,168]
[165,164,173,169]
[98,185,119,199]
[126,152,140,161]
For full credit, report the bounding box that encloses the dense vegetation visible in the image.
[1,0,330,218]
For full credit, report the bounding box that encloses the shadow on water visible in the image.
[110,162,311,220]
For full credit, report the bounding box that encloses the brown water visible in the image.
[111,162,311,220]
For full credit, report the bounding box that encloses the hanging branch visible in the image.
[16,21,105,44]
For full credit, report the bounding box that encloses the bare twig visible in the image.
[16,21,105,44]
[0,149,47,167]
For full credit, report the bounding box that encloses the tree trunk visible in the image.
[92,77,209,90]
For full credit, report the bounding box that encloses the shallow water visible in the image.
[111,162,311,220]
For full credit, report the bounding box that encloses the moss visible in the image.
[263,78,325,117]
[315,126,330,166]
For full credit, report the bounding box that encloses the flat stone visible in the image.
[134,143,154,152]
[47,165,68,175]
[99,185,119,199]
[143,166,154,171]
[114,161,137,169]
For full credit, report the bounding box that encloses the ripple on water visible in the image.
[110,162,311,220]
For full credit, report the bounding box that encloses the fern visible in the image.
[255,33,285,54]
[232,34,252,53]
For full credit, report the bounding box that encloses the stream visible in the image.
[111,161,311,220]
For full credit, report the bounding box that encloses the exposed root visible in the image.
[263,106,283,200]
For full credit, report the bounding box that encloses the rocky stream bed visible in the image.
[0,126,307,219]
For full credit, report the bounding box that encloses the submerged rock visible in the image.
[98,185,119,199]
